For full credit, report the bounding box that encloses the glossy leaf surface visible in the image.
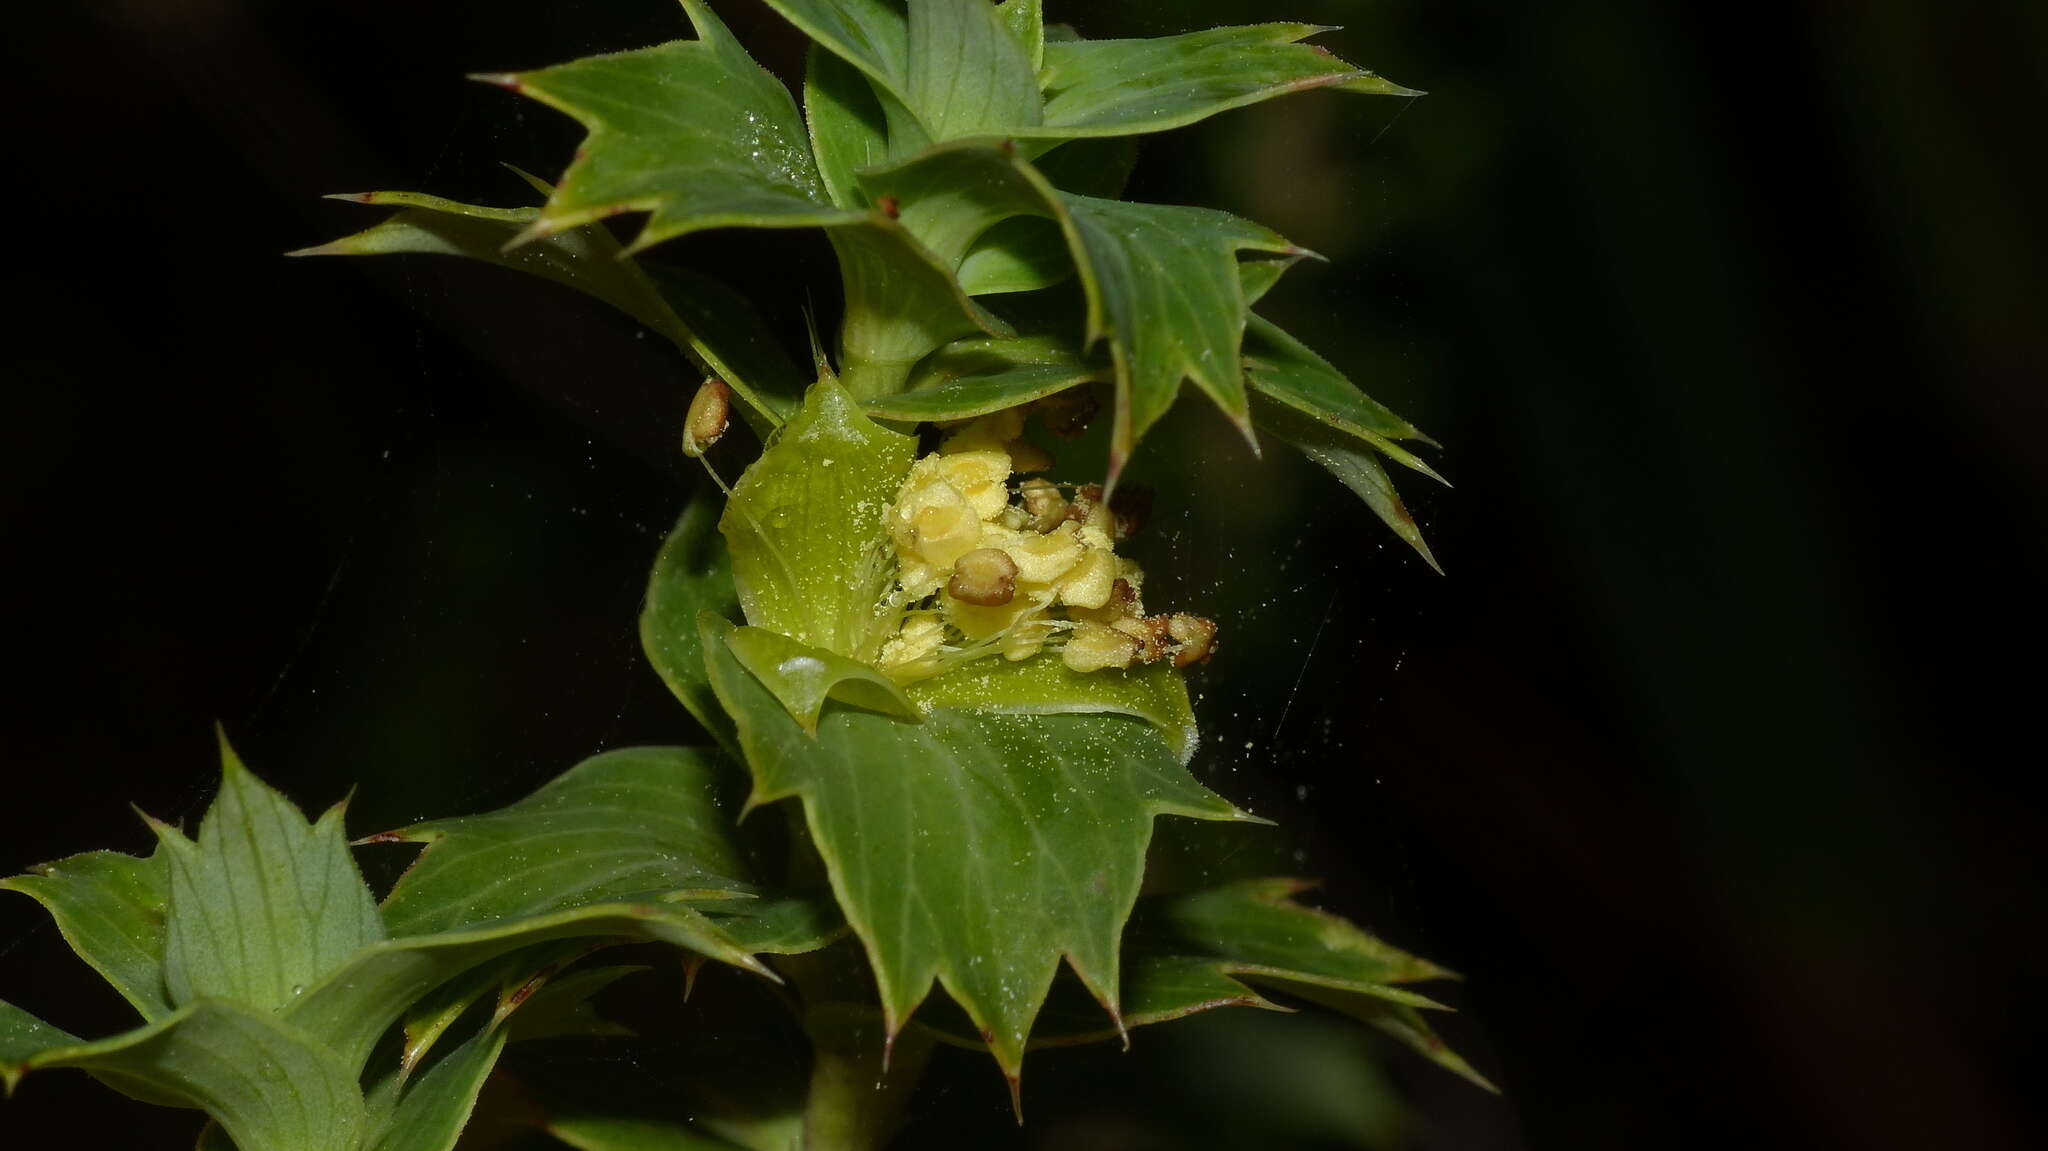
[1244,315,1443,479]
[367,1028,508,1151]
[702,615,1253,1080]
[719,379,917,660]
[1253,394,1440,572]
[933,879,1490,1089]
[641,496,744,753]
[13,1000,366,1151]
[153,734,383,1014]
[907,655,1200,765]
[724,625,920,733]
[1029,24,1418,138]
[375,747,754,938]
[1059,194,1293,472]
[1,847,171,1021]
[497,0,850,250]
[282,901,766,1077]
[764,0,1041,141]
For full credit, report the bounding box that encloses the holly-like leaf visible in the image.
[374,748,756,938]
[957,137,1138,295]
[1,847,171,1022]
[396,942,588,1081]
[906,655,1200,765]
[995,0,1044,71]
[151,732,383,1014]
[502,965,646,1043]
[701,614,1256,1084]
[718,378,918,660]
[928,878,1492,1090]
[724,625,920,733]
[10,999,367,1151]
[641,495,744,753]
[1060,194,1294,476]
[491,0,849,249]
[281,900,767,1078]
[1,999,79,1092]
[1027,23,1420,139]
[764,0,1042,142]
[865,334,1099,423]
[1252,393,1440,572]
[859,141,1289,477]
[367,1027,508,1151]
[496,0,1000,391]
[1244,315,1443,480]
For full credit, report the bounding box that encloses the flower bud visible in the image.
[681,377,729,457]
[1062,622,1138,673]
[948,548,1019,606]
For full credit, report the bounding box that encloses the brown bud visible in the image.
[1035,388,1100,440]
[1019,478,1068,532]
[682,377,730,457]
[1109,485,1153,542]
[1167,614,1218,667]
[1063,483,1104,526]
[1106,577,1139,616]
[947,548,1018,606]
[1112,614,1174,664]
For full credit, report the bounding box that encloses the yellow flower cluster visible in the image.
[877,409,1214,681]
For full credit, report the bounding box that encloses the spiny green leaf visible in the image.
[928,878,1491,1090]
[281,900,767,1078]
[12,999,367,1151]
[995,0,1044,71]
[866,333,1099,423]
[858,141,1290,476]
[1027,23,1419,139]
[906,655,1201,766]
[151,733,382,1014]
[367,1026,507,1151]
[719,378,918,660]
[724,625,920,734]
[641,495,744,754]
[1239,253,1305,306]
[701,614,1255,1083]
[294,183,802,433]
[397,942,587,1081]
[493,0,849,250]
[374,748,755,938]
[1,999,79,1094]
[764,0,1041,142]
[1059,194,1295,476]
[1252,393,1441,572]
[803,46,895,210]
[502,965,647,1043]
[1,847,171,1022]
[1244,314,1444,476]
[957,137,1138,295]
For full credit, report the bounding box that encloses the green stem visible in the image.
[800,1003,934,1151]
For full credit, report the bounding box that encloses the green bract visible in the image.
[6,3,1482,1146]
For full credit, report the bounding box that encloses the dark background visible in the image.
[3,0,2041,1147]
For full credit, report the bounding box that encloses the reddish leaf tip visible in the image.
[469,71,523,91]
